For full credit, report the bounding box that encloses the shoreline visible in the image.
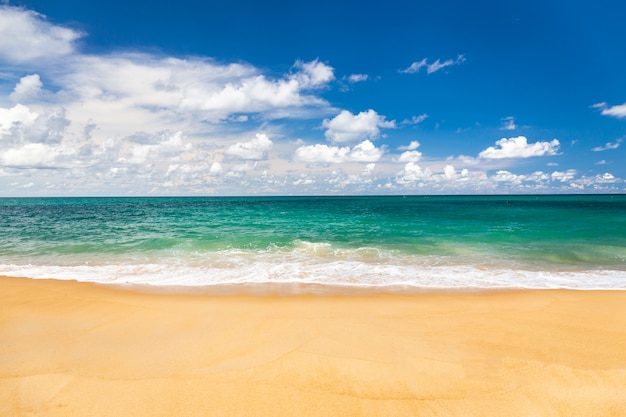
[3,274,626,295]
[2,275,626,416]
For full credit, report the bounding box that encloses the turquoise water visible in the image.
[1,195,625,289]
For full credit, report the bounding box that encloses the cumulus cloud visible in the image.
[291,59,335,88]
[62,55,334,123]
[593,102,626,118]
[479,136,560,159]
[294,140,383,164]
[0,6,81,62]
[225,133,273,160]
[397,162,432,183]
[322,109,394,144]
[398,150,422,163]
[349,140,384,162]
[119,131,191,164]
[0,5,622,196]
[0,143,60,168]
[492,170,525,184]
[551,170,577,183]
[10,74,43,102]
[400,55,465,74]
[0,104,69,146]
[592,139,622,151]
[0,104,39,136]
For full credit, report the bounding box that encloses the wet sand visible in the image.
[1,275,625,416]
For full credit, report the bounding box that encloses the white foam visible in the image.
[2,250,626,290]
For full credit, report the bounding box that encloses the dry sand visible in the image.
[1,275,625,416]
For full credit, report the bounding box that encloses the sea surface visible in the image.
[1,195,625,290]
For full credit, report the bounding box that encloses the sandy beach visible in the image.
[1,276,625,416]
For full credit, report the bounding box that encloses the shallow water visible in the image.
[1,195,625,289]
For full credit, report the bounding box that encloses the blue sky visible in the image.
[0,0,624,195]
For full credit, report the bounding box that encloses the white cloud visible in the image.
[0,104,39,135]
[443,165,457,179]
[294,140,383,164]
[551,170,577,183]
[592,139,622,151]
[401,114,428,125]
[63,55,334,123]
[0,104,69,148]
[426,55,465,74]
[347,74,368,83]
[594,102,626,118]
[0,143,60,167]
[400,55,465,74]
[597,172,616,183]
[499,116,517,131]
[10,74,43,102]
[0,6,81,62]
[492,170,525,184]
[479,136,560,159]
[398,140,420,151]
[397,162,432,183]
[118,131,191,165]
[295,143,349,164]
[291,59,335,88]
[398,150,422,163]
[225,133,273,160]
[209,162,223,174]
[0,5,621,196]
[349,140,384,162]
[322,109,394,144]
[399,59,427,74]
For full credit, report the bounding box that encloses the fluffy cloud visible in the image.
[0,143,60,168]
[0,104,72,169]
[397,162,432,183]
[225,133,273,160]
[593,102,626,119]
[400,55,465,74]
[291,59,335,88]
[350,140,384,162]
[61,55,334,123]
[478,136,560,159]
[398,150,422,163]
[0,6,81,62]
[492,170,525,184]
[10,74,43,102]
[551,170,577,183]
[295,140,383,164]
[0,104,39,136]
[322,109,395,144]
[0,104,69,146]
[119,131,191,164]
[396,140,422,162]
[0,5,622,196]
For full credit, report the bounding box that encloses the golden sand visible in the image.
[1,276,625,416]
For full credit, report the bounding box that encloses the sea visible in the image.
[1,195,625,290]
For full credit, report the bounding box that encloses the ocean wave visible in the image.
[2,250,626,290]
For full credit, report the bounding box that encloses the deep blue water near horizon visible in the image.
[1,195,625,289]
